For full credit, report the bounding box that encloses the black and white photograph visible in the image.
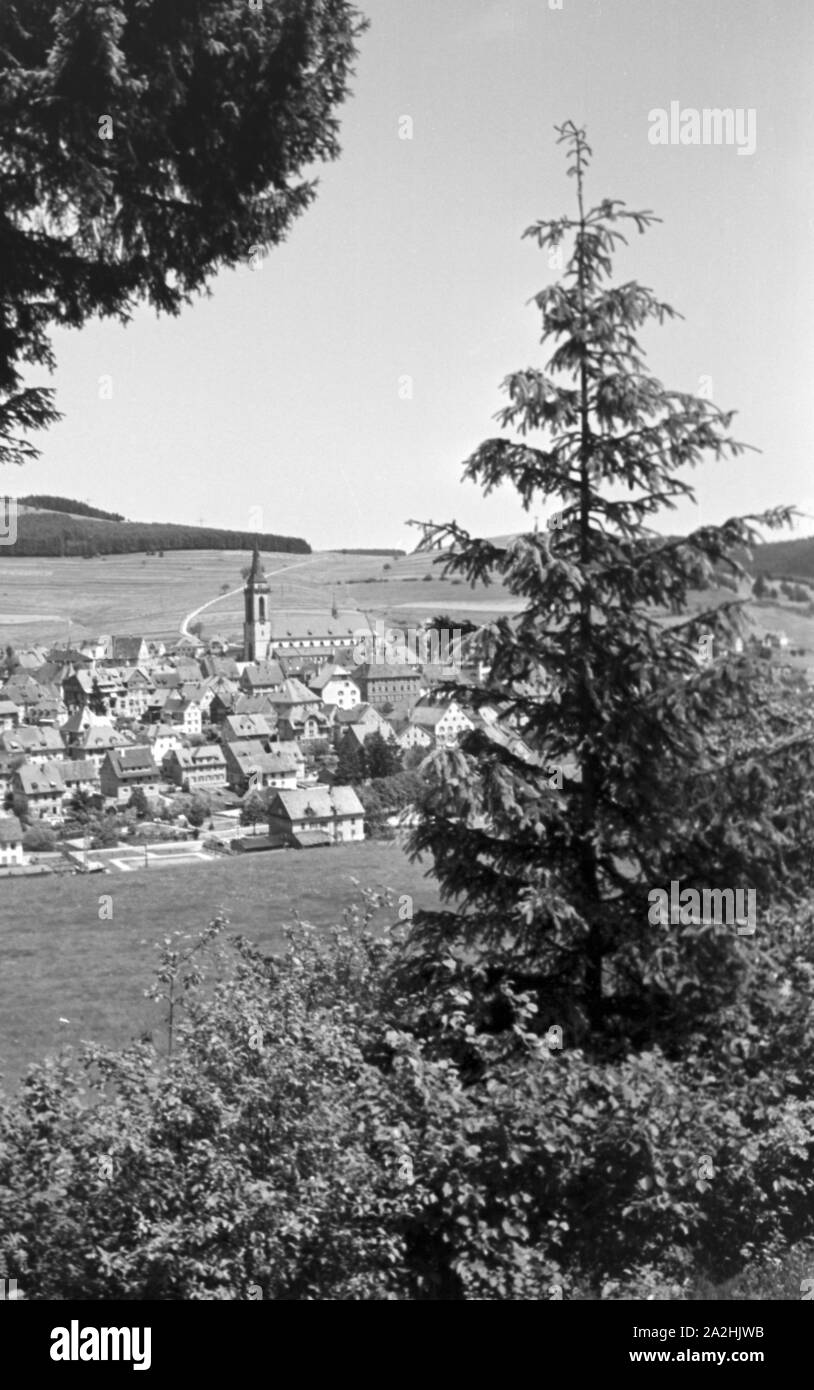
[0,0,812,1351]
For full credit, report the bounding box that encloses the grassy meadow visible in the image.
[0,840,442,1089]
[0,546,523,649]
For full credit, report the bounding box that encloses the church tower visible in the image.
[243,546,271,662]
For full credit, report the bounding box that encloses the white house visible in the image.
[267,786,365,847]
[0,815,26,867]
[309,664,362,710]
[408,700,474,748]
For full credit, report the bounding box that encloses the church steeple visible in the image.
[243,546,271,662]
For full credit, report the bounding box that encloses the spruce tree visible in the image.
[408,122,814,1046]
[0,0,367,466]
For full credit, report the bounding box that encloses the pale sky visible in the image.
[11,0,814,551]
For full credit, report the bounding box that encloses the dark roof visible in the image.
[246,546,269,589]
[355,663,422,681]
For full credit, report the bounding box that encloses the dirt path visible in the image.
[179,556,319,638]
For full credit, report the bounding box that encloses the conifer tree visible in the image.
[0,0,367,466]
[408,123,814,1044]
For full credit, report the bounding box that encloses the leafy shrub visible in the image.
[1,902,812,1300]
[21,825,57,852]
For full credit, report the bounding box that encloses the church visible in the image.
[242,548,373,664]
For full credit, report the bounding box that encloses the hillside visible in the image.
[6,498,310,557]
[747,535,814,583]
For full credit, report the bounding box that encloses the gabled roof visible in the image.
[333,702,380,725]
[187,743,226,766]
[60,759,100,783]
[15,762,65,795]
[146,724,183,743]
[105,746,159,779]
[354,663,422,681]
[264,676,319,706]
[268,785,364,820]
[308,664,355,691]
[223,713,274,741]
[409,706,446,727]
[241,659,285,688]
[111,636,148,661]
[76,725,131,750]
[1,725,64,753]
[234,694,279,718]
[266,610,371,641]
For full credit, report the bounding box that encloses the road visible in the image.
[179,556,320,639]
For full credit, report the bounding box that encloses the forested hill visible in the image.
[747,535,814,582]
[6,499,310,557]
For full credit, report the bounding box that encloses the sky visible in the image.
[10,0,814,552]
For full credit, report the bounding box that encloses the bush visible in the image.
[21,825,57,852]
[1,901,812,1300]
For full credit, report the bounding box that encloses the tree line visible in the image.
[4,512,310,558]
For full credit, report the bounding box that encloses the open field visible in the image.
[0,840,443,1089]
[3,543,811,651]
[0,546,522,647]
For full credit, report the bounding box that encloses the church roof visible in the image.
[246,547,269,589]
[265,610,371,641]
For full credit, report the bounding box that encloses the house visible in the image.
[352,663,422,711]
[120,668,154,719]
[1,724,66,761]
[200,655,241,681]
[274,704,330,744]
[164,744,228,793]
[59,759,101,798]
[143,725,185,764]
[26,690,68,727]
[407,700,474,749]
[309,664,362,709]
[11,762,66,820]
[179,681,215,714]
[100,747,161,805]
[89,665,129,715]
[0,815,26,867]
[108,636,151,665]
[239,659,286,694]
[393,719,434,753]
[0,753,20,801]
[67,723,133,772]
[222,712,275,745]
[223,740,299,793]
[162,694,203,736]
[60,707,111,745]
[0,699,20,731]
[171,657,205,683]
[266,786,365,847]
[332,703,393,749]
[1,673,49,720]
[233,693,280,724]
[274,740,307,781]
[145,688,172,721]
[231,745,301,793]
[62,668,96,713]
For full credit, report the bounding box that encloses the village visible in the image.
[0,547,488,875]
[0,541,806,878]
